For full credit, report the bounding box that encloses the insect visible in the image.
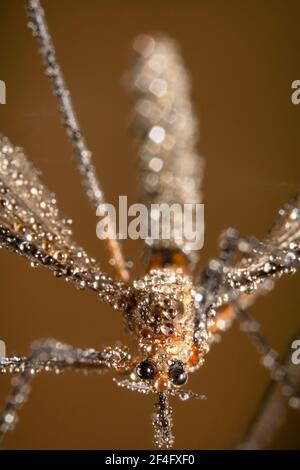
[0,0,299,449]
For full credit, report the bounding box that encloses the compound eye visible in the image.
[136,359,157,380]
[169,360,188,386]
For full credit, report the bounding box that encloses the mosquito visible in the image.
[0,0,299,449]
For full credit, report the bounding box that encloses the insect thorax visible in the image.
[128,268,209,372]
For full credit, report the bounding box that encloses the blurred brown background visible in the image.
[0,0,299,450]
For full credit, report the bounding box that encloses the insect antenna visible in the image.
[169,388,207,401]
[25,0,129,281]
[113,378,153,394]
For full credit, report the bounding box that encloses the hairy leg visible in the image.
[26,0,128,281]
[0,338,130,441]
[235,327,300,449]
[235,304,300,407]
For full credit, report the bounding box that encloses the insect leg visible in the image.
[235,304,300,411]
[235,328,300,449]
[196,228,253,333]
[198,229,273,338]
[0,338,130,442]
[26,0,129,281]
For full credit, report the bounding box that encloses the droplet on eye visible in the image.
[169,361,188,386]
[136,359,157,379]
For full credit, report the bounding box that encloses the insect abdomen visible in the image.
[129,35,203,269]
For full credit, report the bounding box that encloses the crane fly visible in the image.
[0,0,299,449]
